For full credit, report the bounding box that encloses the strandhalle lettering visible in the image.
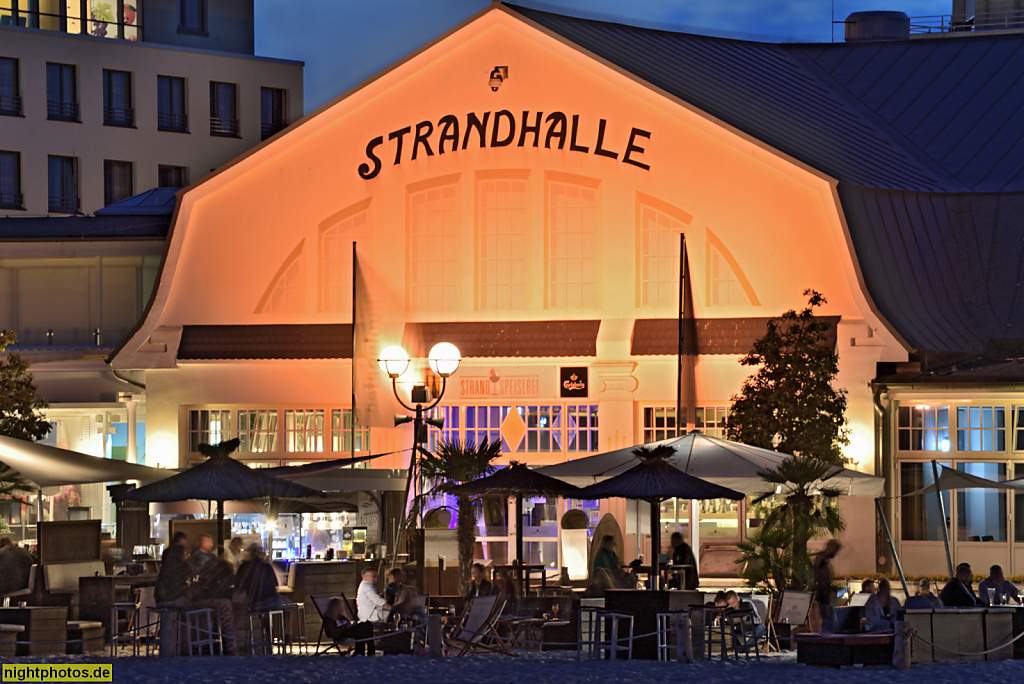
[358,110,651,179]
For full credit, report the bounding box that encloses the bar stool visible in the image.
[595,612,633,661]
[109,601,139,656]
[185,608,221,656]
[288,602,308,654]
[577,606,600,659]
[248,609,286,654]
[656,612,681,662]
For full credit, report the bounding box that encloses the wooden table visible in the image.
[795,632,894,667]
[0,606,68,655]
[603,589,705,660]
[79,574,158,636]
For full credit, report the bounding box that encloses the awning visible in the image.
[902,463,1024,497]
[0,435,173,487]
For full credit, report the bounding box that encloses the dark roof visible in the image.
[631,317,840,356]
[512,6,1024,354]
[0,215,170,241]
[95,187,180,216]
[178,325,353,360]
[403,320,600,357]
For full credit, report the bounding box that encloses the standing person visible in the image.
[462,563,494,601]
[592,535,621,586]
[669,531,699,590]
[978,564,1020,605]
[235,544,289,612]
[384,567,406,605]
[812,539,841,633]
[904,578,943,609]
[154,544,189,607]
[356,567,390,623]
[863,578,901,632]
[193,554,238,655]
[223,537,244,568]
[939,562,983,607]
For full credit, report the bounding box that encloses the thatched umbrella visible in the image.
[450,460,580,566]
[576,445,744,590]
[112,439,322,552]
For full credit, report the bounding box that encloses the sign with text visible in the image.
[560,367,589,398]
[459,370,540,399]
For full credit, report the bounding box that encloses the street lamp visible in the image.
[378,342,462,565]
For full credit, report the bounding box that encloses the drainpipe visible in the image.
[872,384,891,574]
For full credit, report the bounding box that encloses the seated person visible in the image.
[323,597,375,656]
[863,578,901,632]
[388,585,427,625]
[463,563,494,601]
[154,543,190,608]
[723,590,766,650]
[711,590,729,607]
[904,578,943,610]
[357,567,390,623]
[0,538,33,596]
[939,562,983,607]
[190,534,216,571]
[860,579,876,595]
[192,555,238,655]
[235,544,291,612]
[978,564,1020,605]
[384,567,407,605]
[493,568,521,614]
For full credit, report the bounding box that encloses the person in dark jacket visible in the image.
[0,538,33,596]
[812,540,841,633]
[192,555,238,655]
[235,544,289,612]
[462,563,494,601]
[669,531,699,590]
[939,562,983,607]
[323,597,375,656]
[154,544,190,607]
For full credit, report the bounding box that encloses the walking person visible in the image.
[812,540,841,633]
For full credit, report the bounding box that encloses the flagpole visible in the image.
[676,232,685,439]
[351,242,357,461]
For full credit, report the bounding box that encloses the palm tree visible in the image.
[749,456,845,591]
[417,437,502,588]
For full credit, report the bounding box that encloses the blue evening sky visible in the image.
[255,0,952,113]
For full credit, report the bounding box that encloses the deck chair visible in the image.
[311,593,358,655]
[447,595,515,657]
[849,592,870,607]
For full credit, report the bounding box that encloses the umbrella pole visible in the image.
[875,498,908,597]
[515,494,524,571]
[216,499,225,555]
[931,460,954,578]
[650,498,660,591]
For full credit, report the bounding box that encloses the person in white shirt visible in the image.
[357,567,390,623]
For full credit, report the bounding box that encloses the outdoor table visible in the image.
[79,574,158,636]
[492,564,546,593]
[603,589,701,660]
[0,605,67,655]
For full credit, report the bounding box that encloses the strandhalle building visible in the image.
[77,3,1024,576]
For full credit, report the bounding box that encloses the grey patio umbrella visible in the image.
[449,461,580,567]
[576,445,744,590]
[112,439,322,551]
[0,434,172,487]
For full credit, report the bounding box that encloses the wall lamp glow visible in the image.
[489,66,508,91]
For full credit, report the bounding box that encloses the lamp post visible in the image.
[378,342,461,567]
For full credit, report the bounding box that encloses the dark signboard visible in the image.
[560,367,588,398]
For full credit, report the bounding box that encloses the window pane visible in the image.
[899,462,950,541]
[956,462,1006,542]
[897,405,950,452]
[957,406,1005,452]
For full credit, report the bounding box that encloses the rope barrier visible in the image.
[908,625,1024,657]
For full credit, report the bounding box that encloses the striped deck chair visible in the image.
[447,595,515,657]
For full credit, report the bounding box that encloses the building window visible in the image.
[709,244,744,306]
[179,0,206,33]
[260,87,287,140]
[0,57,21,116]
[210,82,239,137]
[46,63,78,122]
[237,409,278,453]
[465,406,507,447]
[897,405,950,451]
[157,76,188,132]
[548,181,597,308]
[479,179,527,310]
[331,409,369,453]
[956,462,1006,541]
[103,160,133,205]
[899,461,950,541]
[188,409,231,453]
[285,409,324,453]
[1015,463,1024,543]
[320,208,367,313]
[564,405,599,452]
[696,406,730,439]
[639,205,685,307]
[956,406,1005,451]
[158,165,188,188]
[47,155,78,213]
[643,406,678,444]
[102,69,133,127]
[408,184,457,311]
[0,151,22,210]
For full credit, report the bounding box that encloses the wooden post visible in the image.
[893,621,912,670]
[676,614,693,663]
[427,614,443,658]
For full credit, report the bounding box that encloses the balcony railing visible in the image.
[158,111,189,133]
[47,100,79,122]
[261,120,287,140]
[103,105,135,127]
[910,9,1024,34]
[0,192,24,210]
[210,116,240,137]
[0,94,22,117]
[48,195,80,214]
